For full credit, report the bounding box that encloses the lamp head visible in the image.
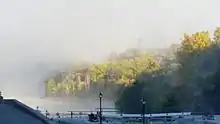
[141,97,146,104]
[99,92,102,98]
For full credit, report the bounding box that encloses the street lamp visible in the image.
[99,92,103,124]
[141,97,146,124]
[0,91,3,103]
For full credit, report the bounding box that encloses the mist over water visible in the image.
[0,61,111,112]
[8,96,114,113]
[1,0,220,112]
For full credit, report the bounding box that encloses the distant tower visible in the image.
[76,73,81,83]
[137,37,144,51]
[85,70,90,90]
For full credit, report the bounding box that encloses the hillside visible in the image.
[43,27,220,114]
[43,45,179,98]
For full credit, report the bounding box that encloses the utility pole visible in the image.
[99,92,103,124]
[141,97,146,124]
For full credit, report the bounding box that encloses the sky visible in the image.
[0,0,220,97]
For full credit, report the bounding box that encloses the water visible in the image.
[8,96,115,113]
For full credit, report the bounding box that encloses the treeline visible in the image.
[44,49,166,98]
[45,27,220,114]
[116,28,220,113]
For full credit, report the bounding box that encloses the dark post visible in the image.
[56,112,60,123]
[0,91,3,104]
[56,112,60,118]
[70,111,73,118]
[36,106,39,111]
[45,110,49,118]
[141,97,146,124]
[99,92,103,124]
[0,91,3,100]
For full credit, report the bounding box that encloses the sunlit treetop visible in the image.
[214,27,220,43]
[180,31,212,53]
[88,53,160,84]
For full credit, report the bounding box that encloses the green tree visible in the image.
[214,27,220,43]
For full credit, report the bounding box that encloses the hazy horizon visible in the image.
[0,0,220,98]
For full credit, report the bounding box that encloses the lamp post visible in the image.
[99,92,103,124]
[0,91,3,104]
[45,110,49,118]
[141,97,146,124]
[0,91,3,100]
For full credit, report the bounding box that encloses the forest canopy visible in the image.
[44,27,220,114]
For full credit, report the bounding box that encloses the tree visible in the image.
[115,81,144,113]
[179,31,211,53]
[45,78,57,96]
[44,27,220,114]
[115,28,220,113]
[214,27,220,43]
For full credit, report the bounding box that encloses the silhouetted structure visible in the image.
[88,113,98,122]
[0,91,3,101]
[56,112,60,118]
[0,99,51,124]
[141,97,146,124]
[99,92,103,124]
[70,111,73,118]
[45,110,49,118]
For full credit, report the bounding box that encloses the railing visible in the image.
[39,109,119,119]
[40,111,89,119]
[39,110,191,121]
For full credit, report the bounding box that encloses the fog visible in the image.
[0,0,220,111]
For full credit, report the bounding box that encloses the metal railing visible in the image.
[37,110,195,124]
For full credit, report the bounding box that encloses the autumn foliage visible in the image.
[45,27,220,113]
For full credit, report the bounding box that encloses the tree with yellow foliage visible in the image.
[180,31,211,53]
